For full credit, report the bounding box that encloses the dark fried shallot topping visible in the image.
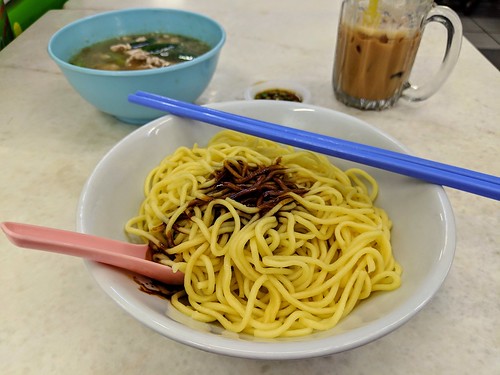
[149,158,308,252]
[189,158,308,212]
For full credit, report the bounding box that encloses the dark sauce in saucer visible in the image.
[254,89,302,102]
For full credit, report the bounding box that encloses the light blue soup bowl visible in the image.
[48,8,226,124]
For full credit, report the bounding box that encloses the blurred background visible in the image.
[1,0,499,69]
[1,0,67,48]
[437,0,500,69]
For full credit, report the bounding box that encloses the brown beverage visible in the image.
[333,23,422,104]
[332,0,462,110]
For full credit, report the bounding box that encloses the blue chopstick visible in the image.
[128,91,500,200]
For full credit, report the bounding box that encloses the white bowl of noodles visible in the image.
[77,100,455,359]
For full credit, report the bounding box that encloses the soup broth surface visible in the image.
[70,32,211,71]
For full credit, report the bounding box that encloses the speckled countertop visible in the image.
[0,1,499,374]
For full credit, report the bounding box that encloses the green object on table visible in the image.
[1,1,14,49]
[6,0,67,37]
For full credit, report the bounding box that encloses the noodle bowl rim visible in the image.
[77,100,455,359]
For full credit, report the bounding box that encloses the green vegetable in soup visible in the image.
[69,33,211,71]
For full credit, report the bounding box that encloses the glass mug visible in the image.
[332,0,462,110]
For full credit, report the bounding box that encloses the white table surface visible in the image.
[1,1,499,374]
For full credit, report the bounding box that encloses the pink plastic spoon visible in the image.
[1,221,184,285]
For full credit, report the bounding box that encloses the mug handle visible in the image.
[401,5,463,102]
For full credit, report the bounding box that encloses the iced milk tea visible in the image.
[333,23,422,108]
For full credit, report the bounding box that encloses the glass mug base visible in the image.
[333,89,400,111]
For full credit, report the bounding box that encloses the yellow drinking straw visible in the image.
[363,0,381,26]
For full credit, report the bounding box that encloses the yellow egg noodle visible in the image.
[125,130,401,338]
